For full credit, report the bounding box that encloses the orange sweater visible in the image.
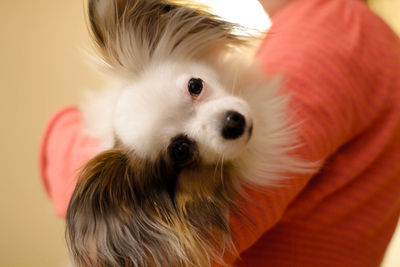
[40,0,400,266]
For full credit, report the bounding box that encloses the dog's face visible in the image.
[114,61,253,164]
[111,60,255,224]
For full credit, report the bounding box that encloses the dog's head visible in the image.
[67,1,292,266]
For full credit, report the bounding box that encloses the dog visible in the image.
[66,0,307,266]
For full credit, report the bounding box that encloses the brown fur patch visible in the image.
[87,0,251,75]
[66,146,240,266]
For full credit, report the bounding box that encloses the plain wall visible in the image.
[0,1,102,266]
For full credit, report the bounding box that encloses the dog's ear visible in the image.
[87,0,250,74]
[87,0,129,63]
[66,148,240,266]
[87,0,109,48]
[88,0,140,49]
[66,149,190,266]
[66,149,138,266]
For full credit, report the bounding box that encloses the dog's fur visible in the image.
[66,1,308,266]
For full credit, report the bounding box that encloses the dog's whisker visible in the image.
[213,154,222,180]
[220,154,225,187]
[230,69,239,95]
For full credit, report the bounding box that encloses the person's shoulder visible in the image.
[260,0,400,75]
[271,0,395,36]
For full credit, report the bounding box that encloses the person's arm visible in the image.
[40,107,100,218]
[224,0,395,263]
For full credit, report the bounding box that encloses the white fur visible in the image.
[83,56,312,187]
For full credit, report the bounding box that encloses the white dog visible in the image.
[66,1,307,266]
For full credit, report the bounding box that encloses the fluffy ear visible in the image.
[66,149,137,266]
[66,148,237,266]
[87,0,250,75]
[66,149,182,267]
[87,0,116,49]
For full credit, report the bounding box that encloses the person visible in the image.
[40,0,400,265]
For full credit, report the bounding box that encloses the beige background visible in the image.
[0,1,399,266]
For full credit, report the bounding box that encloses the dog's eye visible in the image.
[188,78,203,96]
[168,136,197,167]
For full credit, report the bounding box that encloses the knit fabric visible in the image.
[230,0,400,266]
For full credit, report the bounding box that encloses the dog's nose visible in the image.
[221,111,246,140]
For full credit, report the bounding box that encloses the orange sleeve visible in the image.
[224,0,399,263]
[39,107,100,218]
